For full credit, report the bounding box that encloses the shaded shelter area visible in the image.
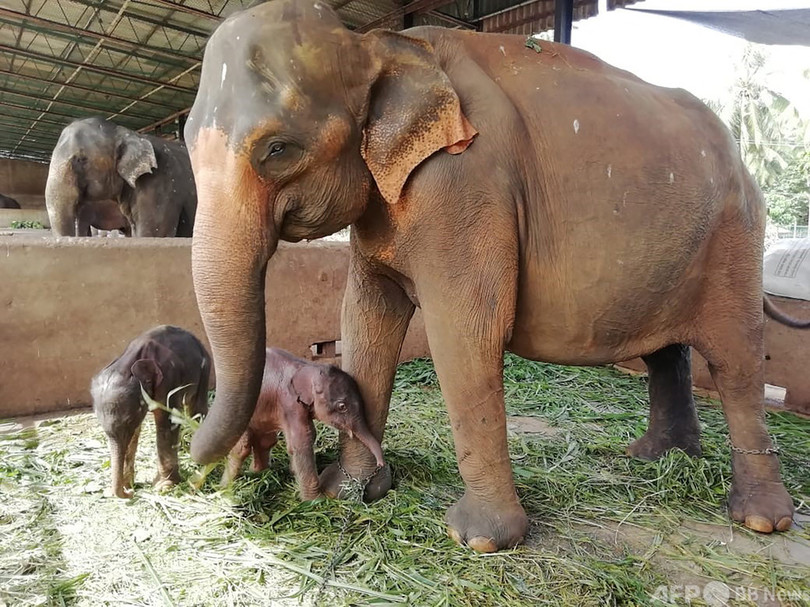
[0,0,642,162]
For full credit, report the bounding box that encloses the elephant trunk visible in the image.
[350,421,385,468]
[45,160,78,236]
[109,438,132,499]
[189,153,277,464]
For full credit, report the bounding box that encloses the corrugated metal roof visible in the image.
[0,0,626,162]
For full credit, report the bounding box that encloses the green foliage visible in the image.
[765,151,810,226]
[9,220,44,229]
[706,45,808,189]
[1,356,808,605]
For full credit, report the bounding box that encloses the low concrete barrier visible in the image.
[0,237,429,417]
[0,209,50,228]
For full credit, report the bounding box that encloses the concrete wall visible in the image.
[0,237,429,417]
[0,158,49,209]
[0,209,50,228]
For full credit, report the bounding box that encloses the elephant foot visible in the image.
[153,471,181,492]
[626,427,702,461]
[445,492,528,553]
[729,472,793,533]
[319,461,392,502]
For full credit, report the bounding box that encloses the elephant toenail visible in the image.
[776,516,793,532]
[744,515,774,533]
[447,527,463,545]
[468,536,498,553]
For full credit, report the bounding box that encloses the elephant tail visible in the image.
[763,295,810,329]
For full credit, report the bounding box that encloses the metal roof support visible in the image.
[0,86,161,121]
[107,63,199,121]
[0,68,177,110]
[0,8,198,66]
[0,44,197,93]
[65,0,212,39]
[554,0,573,43]
[138,107,191,134]
[0,100,142,127]
[142,0,222,21]
[357,0,457,32]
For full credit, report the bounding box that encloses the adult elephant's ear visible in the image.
[360,31,477,206]
[115,127,157,188]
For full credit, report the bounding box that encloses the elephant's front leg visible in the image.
[286,421,321,501]
[319,255,415,501]
[422,291,527,553]
[153,408,181,490]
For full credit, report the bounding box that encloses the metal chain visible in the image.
[728,438,780,456]
[314,462,384,601]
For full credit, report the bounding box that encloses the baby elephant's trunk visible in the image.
[109,438,133,499]
[351,423,385,469]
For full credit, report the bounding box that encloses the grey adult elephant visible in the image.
[185,0,803,552]
[46,117,197,237]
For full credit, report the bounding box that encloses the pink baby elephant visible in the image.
[220,348,384,500]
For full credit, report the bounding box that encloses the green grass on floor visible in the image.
[1,355,808,606]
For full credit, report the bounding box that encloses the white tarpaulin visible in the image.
[763,238,810,301]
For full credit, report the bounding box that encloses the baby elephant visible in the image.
[91,325,211,498]
[221,348,384,500]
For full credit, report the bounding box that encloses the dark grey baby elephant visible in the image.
[91,325,211,498]
[220,348,384,500]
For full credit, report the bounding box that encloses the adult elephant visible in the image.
[45,117,197,237]
[185,0,800,551]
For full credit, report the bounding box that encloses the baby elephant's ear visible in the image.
[131,359,164,393]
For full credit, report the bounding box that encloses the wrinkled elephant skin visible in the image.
[185,0,797,551]
[46,117,198,237]
[91,325,211,498]
[221,347,384,500]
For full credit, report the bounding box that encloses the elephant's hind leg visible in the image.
[694,307,793,533]
[153,408,182,490]
[627,344,702,460]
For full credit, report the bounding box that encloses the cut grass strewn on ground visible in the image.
[1,355,808,606]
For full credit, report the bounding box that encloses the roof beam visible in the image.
[0,8,198,65]
[138,106,191,134]
[0,105,68,128]
[66,0,212,39]
[356,0,456,32]
[0,43,197,94]
[0,67,177,110]
[0,100,141,128]
[140,0,222,21]
[0,117,63,133]
[0,86,162,121]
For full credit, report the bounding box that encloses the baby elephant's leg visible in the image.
[221,432,252,487]
[153,408,181,489]
[252,432,278,472]
[286,425,320,500]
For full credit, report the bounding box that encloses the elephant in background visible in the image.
[185,0,799,552]
[79,199,130,236]
[0,194,21,209]
[45,117,197,237]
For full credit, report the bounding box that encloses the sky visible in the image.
[565,0,810,117]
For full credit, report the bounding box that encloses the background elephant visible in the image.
[0,193,21,209]
[45,117,197,237]
[185,1,797,552]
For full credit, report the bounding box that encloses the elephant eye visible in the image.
[267,141,286,158]
[335,401,347,413]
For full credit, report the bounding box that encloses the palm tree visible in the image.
[706,45,805,188]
